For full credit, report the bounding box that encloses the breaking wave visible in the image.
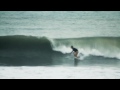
[0,35,120,66]
[52,37,120,59]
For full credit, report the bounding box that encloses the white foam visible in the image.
[0,66,120,79]
[53,45,72,54]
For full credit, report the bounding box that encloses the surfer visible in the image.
[71,46,79,58]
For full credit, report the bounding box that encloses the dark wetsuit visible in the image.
[73,48,78,52]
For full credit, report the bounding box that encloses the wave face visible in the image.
[0,35,120,66]
[0,35,63,66]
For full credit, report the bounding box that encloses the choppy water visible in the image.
[0,11,120,38]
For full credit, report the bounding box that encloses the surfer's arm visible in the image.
[70,51,73,54]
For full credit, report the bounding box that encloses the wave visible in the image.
[0,35,63,66]
[0,35,120,66]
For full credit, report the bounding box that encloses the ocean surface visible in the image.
[0,11,120,79]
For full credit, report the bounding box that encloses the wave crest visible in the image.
[0,35,53,52]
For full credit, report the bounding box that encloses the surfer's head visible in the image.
[71,46,74,49]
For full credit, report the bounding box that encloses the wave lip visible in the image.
[0,35,53,51]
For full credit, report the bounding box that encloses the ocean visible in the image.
[0,11,120,79]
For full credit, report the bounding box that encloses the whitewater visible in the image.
[0,11,120,79]
[1,66,120,79]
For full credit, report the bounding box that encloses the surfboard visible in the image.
[74,57,81,60]
[74,53,84,60]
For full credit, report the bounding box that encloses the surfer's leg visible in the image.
[74,51,78,58]
[74,52,76,57]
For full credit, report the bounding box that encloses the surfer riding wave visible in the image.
[71,46,79,58]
